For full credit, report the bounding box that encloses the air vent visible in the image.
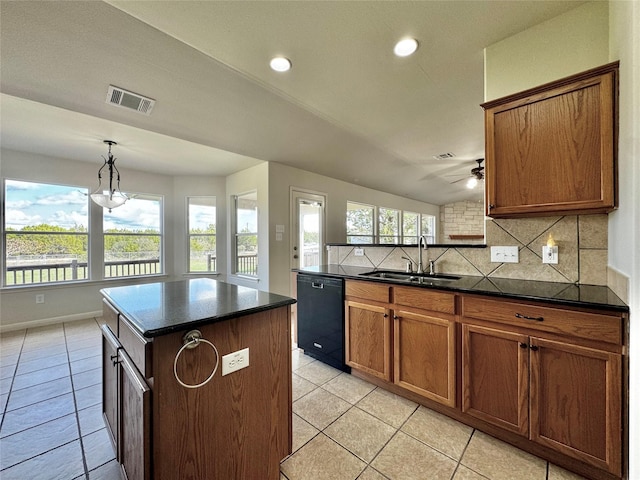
[106,85,155,115]
[433,152,456,160]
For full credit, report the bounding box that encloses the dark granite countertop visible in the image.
[295,265,628,313]
[101,278,296,338]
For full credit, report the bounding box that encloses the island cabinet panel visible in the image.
[101,325,120,456]
[118,315,153,378]
[119,350,151,480]
[530,338,622,475]
[462,324,530,435]
[151,307,291,480]
[482,62,618,218]
[345,300,392,381]
[394,309,456,407]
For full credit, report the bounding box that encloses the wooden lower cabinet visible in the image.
[462,323,622,477]
[345,300,391,381]
[102,325,120,453]
[101,325,151,480]
[394,309,456,407]
[462,324,529,435]
[119,351,151,480]
[530,337,622,475]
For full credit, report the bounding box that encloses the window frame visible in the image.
[3,179,90,287]
[102,192,164,279]
[346,201,376,244]
[186,196,217,273]
[232,191,259,277]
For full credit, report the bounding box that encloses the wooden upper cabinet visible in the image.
[482,62,618,218]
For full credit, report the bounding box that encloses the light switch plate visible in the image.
[354,248,364,257]
[490,246,519,263]
[542,246,559,264]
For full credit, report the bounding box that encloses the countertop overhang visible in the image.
[101,278,296,338]
[295,265,628,313]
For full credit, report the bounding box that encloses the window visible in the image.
[3,180,89,286]
[346,202,375,244]
[402,211,420,244]
[378,207,400,244]
[421,214,436,243]
[233,192,258,276]
[187,197,217,272]
[346,201,437,244]
[103,194,162,278]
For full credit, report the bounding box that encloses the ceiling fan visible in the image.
[448,158,484,189]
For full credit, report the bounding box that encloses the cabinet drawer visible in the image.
[118,315,153,378]
[461,296,622,345]
[345,280,390,303]
[102,299,118,336]
[393,286,455,315]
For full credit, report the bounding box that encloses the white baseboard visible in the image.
[0,311,103,333]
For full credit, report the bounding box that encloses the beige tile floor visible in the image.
[1,319,588,480]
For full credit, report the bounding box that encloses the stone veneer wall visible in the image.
[328,214,608,285]
[439,201,484,243]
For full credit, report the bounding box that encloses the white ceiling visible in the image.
[0,1,584,205]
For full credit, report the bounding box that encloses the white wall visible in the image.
[608,1,640,477]
[0,149,225,330]
[484,1,609,101]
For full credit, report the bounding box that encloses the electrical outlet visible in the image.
[222,347,249,376]
[35,294,45,304]
[490,246,519,263]
[354,248,364,257]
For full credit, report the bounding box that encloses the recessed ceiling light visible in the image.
[394,38,419,57]
[270,56,292,72]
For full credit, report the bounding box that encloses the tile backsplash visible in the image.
[328,214,608,285]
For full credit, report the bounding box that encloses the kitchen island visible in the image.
[100,278,295,480]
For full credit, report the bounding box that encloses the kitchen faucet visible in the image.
[417,235,429,274]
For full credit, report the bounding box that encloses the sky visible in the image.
[5,180,161,231]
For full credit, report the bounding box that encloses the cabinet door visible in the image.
[119,350,151,480]
[345,300,391,381]
[483,63,617,218]
[529,337,622,476]
[462,324,529,435]
[101,325,120,458]
[394,309,456,407]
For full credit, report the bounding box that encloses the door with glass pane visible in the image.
[291,191,325,270]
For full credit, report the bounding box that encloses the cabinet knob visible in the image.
[519,343,528,349]
[529,345,539,351]
[488,204,495,210]
[383,313,389,318]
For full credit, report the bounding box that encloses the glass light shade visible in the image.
[466,177,478,189]
[394,38,419,57]
[270,56,291,72]
[90,191,127,211]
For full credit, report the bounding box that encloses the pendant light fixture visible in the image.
[90,140,128,212]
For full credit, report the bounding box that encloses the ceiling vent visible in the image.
[433,152,456,160]
[106,85,155,115]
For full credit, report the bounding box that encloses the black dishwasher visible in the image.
[297,274,349,372]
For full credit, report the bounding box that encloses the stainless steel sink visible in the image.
[359,270,460,283]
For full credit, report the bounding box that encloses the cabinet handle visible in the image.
[393,315,398,320]
[383,313,389,318]
[515,313,544,322]
[311,282,324,289]
[519,343,528,349]
[110,354,121,366]
[488,204,495,210]
[529,345,539,351]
